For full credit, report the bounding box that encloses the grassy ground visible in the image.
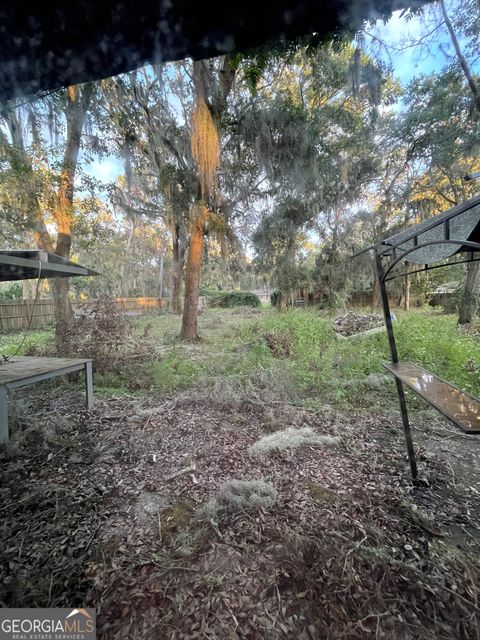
[2,307,479,412]
[128,307,480,407]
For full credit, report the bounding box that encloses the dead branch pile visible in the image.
[66,298,154,373]
[334,311,384,337]
[262,331,292,357]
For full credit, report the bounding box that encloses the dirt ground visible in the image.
[1,384,480,639]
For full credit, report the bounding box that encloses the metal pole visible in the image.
[85,361,94,410]
[0,385,8,443]
[376,251,398,363]
[375,251,418,480]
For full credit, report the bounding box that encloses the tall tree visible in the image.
[0,84,94,350]
[252,43,386,307]
[396,69,480,322]
[181,57,236,339]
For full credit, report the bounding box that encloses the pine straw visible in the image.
[1,388,479,639]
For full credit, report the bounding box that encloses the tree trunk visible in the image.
[181,206,206,340]
[22,279,36,300]
[458,261,480,324]
[276,223,297,312]
[52,84,93,353]
[169,225,185,314]
[52,279,74,353]
[277,292,288,310]
[158,246,165,299]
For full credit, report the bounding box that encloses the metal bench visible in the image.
[384,361,480,434]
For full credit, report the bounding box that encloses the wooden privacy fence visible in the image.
[0,300,55,332]
[75,297,169,316]
[0,297,169,332]
[348,291,424,308]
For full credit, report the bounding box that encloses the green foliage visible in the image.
[0,330,53,356]
[204,290,260,308]
[0,283,22,300]
[148,350,202,392]
[250,43,387,298]
[239,308,480,407]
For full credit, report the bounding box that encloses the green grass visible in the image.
[134,307,480,412]
[2,307,479,413]
[235,308,480,409]
[0,330,53,356]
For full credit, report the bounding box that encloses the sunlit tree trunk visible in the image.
[180,57,235,337]
[181,205,206,340]
[1,86,91,352]
[50,84,93,353]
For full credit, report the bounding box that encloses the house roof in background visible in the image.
[0,0,430,101]
[0,250,99,282]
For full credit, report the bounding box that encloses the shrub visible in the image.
[63,297,152,375]
[206,290,260,308]
[0,283,22,300]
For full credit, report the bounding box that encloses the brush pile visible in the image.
[334,311,384,337]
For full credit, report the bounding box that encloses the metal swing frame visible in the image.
[360,194,480,480]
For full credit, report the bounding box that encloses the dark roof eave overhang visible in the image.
[0,0,432,102]
[0,251,99,282]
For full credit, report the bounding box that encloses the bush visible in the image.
[0,283,22,300]
[63,297,152,374]
[206,290,260,308]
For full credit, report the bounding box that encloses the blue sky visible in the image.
[368,0,474,84]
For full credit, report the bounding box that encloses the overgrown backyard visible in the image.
[3,306,479,405]
[1,307,480,638]
[3,0,480,635]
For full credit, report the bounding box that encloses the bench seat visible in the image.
[383,361,480,434]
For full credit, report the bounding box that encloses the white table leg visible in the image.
[0,385,9,443]
[85,361,94,410]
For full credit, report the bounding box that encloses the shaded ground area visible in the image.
[1,382,479,639]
